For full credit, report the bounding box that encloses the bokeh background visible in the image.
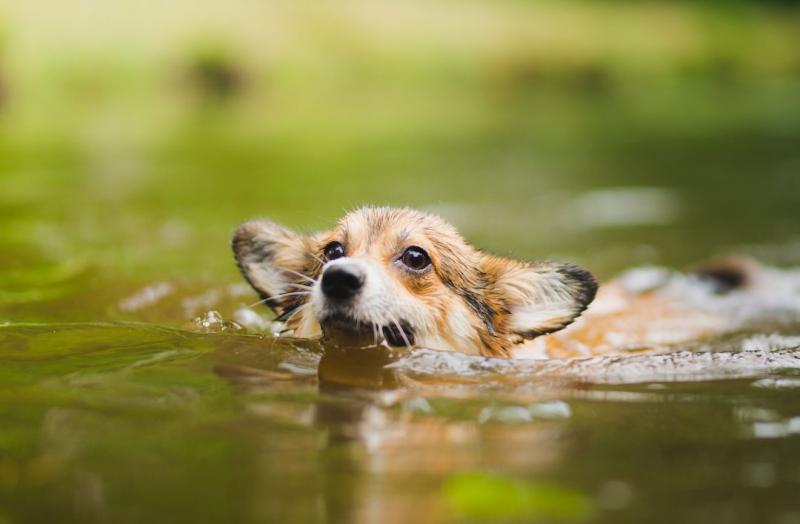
[2,0,800,324]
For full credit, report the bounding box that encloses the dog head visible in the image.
[233,207,596,357]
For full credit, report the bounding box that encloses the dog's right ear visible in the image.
[232,220,319,313]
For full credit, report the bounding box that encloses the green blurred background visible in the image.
[2,0,800,324]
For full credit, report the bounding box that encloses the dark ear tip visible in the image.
[232,219,269,242]
[232,221,257,258]
[557,263,599,311]
[231,220,283,257]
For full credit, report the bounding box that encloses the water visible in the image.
[3,265,800,524]
[4,129,800,523]
[4,123,800,523]
[3,321,800,523]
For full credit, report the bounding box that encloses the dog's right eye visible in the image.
[323,241,346,261]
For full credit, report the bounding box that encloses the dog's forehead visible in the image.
[337,207,457,248]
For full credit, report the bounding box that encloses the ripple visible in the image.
[390,336,800,384]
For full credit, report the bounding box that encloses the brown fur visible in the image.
[233,207,598,357]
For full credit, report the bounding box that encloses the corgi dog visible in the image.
[233,206,776,359]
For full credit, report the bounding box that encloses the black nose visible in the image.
[321,265,364,300]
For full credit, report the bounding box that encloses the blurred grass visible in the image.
[4,1,799,143]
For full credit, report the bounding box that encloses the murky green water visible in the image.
[3,1,800,522]
[3,322,800,524]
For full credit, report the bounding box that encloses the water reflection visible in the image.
[215,341,572,523]
[317,345,410,391]
[4,321,800,522]
[215,335,800,523]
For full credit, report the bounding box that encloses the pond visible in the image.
[3,2,800,521]
[4,120,800,522]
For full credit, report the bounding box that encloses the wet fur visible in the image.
[233,207,597,357]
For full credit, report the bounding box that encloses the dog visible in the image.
[233,206,774,359]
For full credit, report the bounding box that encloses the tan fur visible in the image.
[233,206,601,358]
[234,211,784,359]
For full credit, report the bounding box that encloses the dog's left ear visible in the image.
[232,220,319,313]
[485,258,598,338]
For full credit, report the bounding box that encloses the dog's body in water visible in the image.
[233,206,786,359]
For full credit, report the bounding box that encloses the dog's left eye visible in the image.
[400,246,431,271]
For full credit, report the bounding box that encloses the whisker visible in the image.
[388,313,412,348]
[270,291,312,300]
[286,282,313,290]
[280,302,312,328]
[279,268,316,284]
[275,300,311,322]
[248,291,311,308]
[248,297,271,308]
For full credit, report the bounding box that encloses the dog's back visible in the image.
[521,258,800,358]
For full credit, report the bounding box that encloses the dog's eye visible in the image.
[323,241,346,261]
[401,246,431,271]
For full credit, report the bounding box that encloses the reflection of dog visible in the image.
[233,206,766,359]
